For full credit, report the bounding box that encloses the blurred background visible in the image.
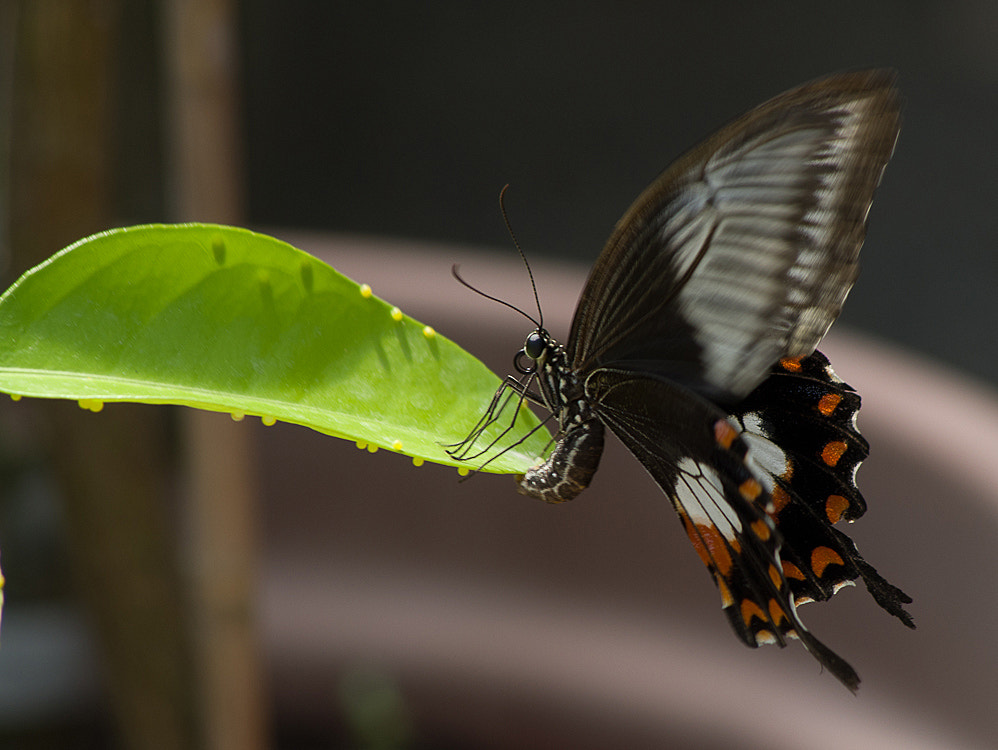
[1,2,996,749]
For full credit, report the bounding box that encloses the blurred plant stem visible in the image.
[7,1,266,748]
[8,3,202,748]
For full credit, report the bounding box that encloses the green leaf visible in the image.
[0,224,550,474]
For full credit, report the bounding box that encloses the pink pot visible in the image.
[260,234,998,750]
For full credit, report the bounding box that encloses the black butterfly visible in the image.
[450,69,914,691]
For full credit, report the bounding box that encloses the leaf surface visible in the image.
[0,224,547,473]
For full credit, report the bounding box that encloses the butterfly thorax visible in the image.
[516,331,605,503]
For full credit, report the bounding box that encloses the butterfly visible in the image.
[449,69,914,691]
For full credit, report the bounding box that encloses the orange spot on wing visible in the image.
[768,598,787,627]
[751,519,771,541]
[770,485,791,516]
[779,357,803,372]
[782,561,806,581]
[715,576,734,608]
[817,393,842,416]
[713,419,738,450]
[825,494,850,524]
[682,517,713,569]
[741,599,768,626]
[739,478,763,502]
[811,546,845,577]
[682,517,735,577]
[821,440,848,466]
[768,564,783,590]
[755,629,777,645]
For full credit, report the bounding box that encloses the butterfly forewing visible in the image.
[569,70,901,402]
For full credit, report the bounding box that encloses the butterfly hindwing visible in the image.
[568,70,901,404]
[733,351,914,624]
[586,367,862,690]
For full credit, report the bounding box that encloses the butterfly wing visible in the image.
[586,367,862,690]
[733,351,914,624]
[569,70,900,402]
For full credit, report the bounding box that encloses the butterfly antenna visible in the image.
[499,184,544,329]
[451,265,540,327]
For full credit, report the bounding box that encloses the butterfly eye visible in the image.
[523,330,546,360]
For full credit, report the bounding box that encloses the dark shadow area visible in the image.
[239,2,998,385]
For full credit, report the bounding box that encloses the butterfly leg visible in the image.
[446,374,548,464]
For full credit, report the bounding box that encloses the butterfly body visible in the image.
[517,333,606,503]
[453,70,914,691]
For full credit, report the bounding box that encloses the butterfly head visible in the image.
[515,328,553,374]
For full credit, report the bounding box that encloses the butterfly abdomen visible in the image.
[518,412,605,503]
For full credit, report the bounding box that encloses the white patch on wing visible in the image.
[738,412,791,485]
[675,457,743,538]
[849,461,861,489]
[671,93,895,398]
[832,579,856,594]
